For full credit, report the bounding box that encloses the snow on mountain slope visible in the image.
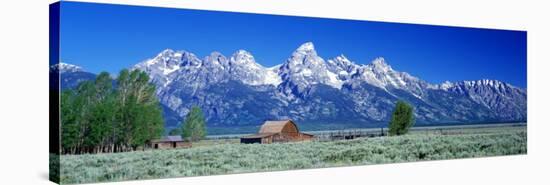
[228,50,282,86]
[436,79,527,120]
[50,63,96,89]
[119,42,526,128]
[352,57,430,96]
[50,62,84,73]
[133,49,283,88]
[326,54,359,81]
[133,42,435,98]
[133,49,200,87]
[277,42,344,99]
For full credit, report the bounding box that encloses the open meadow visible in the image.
[58,125,526,184]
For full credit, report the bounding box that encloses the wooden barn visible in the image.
[240,120,314,144]
[149,136,191,149]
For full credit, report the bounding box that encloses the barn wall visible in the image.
[151,141,192,149]
[154,142,173,149]
[271,133,314,143]
[281,122,299,134]
[261,136,273,144]
[175,142,192,148]
[273,133,297,143]
[299,134,314,141]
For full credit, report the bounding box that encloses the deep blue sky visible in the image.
[59,2,527,88]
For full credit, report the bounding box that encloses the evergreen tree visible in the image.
[388,100,415,136]
[182,106,206,142]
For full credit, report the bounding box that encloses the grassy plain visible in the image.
[59,126,526,184]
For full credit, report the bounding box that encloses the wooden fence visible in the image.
[310,128,387,142]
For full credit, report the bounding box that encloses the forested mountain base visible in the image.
[58,126,526,184]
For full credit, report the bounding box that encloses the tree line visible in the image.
[60,69,164,154]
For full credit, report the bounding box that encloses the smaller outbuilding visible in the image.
[150,135,191,149]
[241,120,314,144]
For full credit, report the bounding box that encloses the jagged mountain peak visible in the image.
[371,57,387,64]
[328,54,356,69]
[230,49,257,65]
[153,49,198,60]
[179,51,201,67]
[155,49,191,61]
[326,54,359,82]
[297,42,315,51]
[294,42,317,56]
[369,57,392,72]
[286,42,324,67]
[226,49,281,86]
[61,44,527,129]
[203,52,228,67]
[438,80,454,90]
[205,51,226,59]
[148,49,180,63]
[334,54,351,62]
[277,42,346,97]
[234,49,251,56]
[158,48,176,56]
[134,49,186,76]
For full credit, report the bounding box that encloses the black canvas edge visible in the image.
[49,2,61,184]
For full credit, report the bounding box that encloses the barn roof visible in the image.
[259,120,298,134]
[240,133,276,139]
[301,133,314,137]
[151,135,184,143]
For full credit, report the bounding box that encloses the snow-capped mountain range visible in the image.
[57,42,527,131]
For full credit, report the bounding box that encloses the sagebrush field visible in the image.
[58,126,526,184]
